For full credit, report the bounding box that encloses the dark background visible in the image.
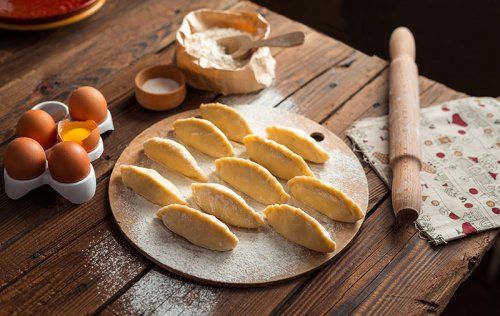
[254,0,500,314]
[255,0,500,96]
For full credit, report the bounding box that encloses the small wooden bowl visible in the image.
[134,65,187,111]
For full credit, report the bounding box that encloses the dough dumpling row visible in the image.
[266,125,329,163]
[143,137,207,182]
[288,176,364,223]
[173,118,234,158]
[192,183,265,228]
[200,103,253,143]
[157,204,238,251]
[120,105,357,256]
[264,204,336,253]
[243,135,314,180]
[215,157,290,205]
[120,165,186,206]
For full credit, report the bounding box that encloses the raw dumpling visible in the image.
[173,118,234,158]
[215,157,290,205]
[157,204,238,251]
[200,103,253,143]
[288,176,364,223]
[266,125,329,163]
[120,165,186,206]
[143,137,207,182]
[192,183,265,228]
[243,135,314,180]
[264,204,336,253]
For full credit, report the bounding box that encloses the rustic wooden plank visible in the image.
[323,70,436,137]
[218,34,354,107]
[346,230,497,315]
[101,267,305,315]
[0,178,108,289]
[0,0,139,74]
[0,56,464,316]
[0,218,152,314]
[277,52,386,122]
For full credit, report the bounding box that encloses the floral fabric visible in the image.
[347,97,499,245]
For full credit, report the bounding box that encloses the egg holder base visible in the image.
[3,101,113,204]
[4,165,96,204]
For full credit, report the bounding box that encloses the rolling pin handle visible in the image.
[389,27,416,61]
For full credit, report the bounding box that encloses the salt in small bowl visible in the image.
[134,65,187,111]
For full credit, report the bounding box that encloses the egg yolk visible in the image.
[62,127,91,145]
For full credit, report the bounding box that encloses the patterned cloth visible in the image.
[347,97,499,245]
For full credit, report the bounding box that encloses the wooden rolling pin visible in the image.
[389,27,421,223]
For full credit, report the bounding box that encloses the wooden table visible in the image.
[0,1,497,314]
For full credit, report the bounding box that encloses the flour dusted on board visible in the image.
[109,105,368,285]
[184,27,252,70]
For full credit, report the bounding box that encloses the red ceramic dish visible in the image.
[0,0,96,22]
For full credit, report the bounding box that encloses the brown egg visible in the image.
[16,109,57,149]
[68,86,108,124]
[4,137,47,180]
[48,142,90,183]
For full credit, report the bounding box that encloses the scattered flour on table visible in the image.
[184,27,253,70]
[82,232,145,298]
[116,269,218,315]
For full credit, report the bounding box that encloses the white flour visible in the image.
[142,78,179,94]
[184,28,252,70]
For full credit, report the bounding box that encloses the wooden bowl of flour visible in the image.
[175,9,276,95]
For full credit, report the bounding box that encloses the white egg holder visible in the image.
[4,101,113,204]
[4,164,96,204]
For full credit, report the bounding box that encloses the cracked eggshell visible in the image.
[57,119,100,152]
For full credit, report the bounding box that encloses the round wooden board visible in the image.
[109,105,368,287]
